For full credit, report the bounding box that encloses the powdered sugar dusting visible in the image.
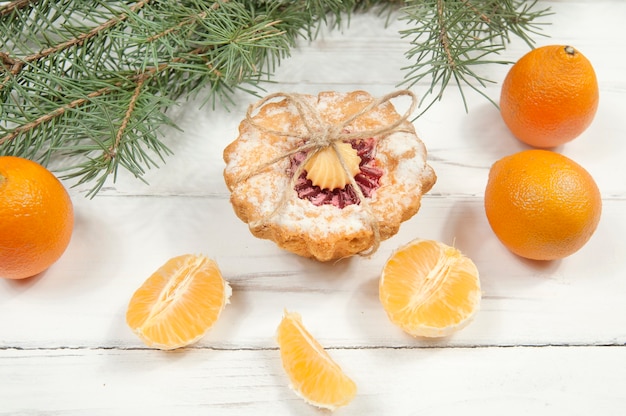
[223,90,436,253]
[380,131,428,181]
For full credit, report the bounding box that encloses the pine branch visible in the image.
[0,0,36,17]
[0,1,149,92]
[399,0,551,116]
[0,0,550,196]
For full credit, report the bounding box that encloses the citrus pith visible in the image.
[126,254,231,350]
[379,239,481,338]
[276,310,357,410]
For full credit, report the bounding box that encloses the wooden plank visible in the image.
[1,346,624,415]
[1,196,624,349]
[2,2,626,415]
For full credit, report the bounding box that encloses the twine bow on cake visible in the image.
[233,89,418,257]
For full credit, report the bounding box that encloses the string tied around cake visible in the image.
[235,89,418,258]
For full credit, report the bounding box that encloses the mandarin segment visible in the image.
[276,310,357,411]
[379,239,481,338]
[126,254,231,350]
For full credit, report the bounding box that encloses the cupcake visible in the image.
[223,90,436,261]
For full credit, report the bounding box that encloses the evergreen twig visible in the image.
[0,0,551,196]
[399,0,552,116]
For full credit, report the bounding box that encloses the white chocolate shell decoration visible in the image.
[304,142,361,190]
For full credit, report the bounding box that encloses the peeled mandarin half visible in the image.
[379,239,481,338]
[126,254,231,350]
[276,310,357,411]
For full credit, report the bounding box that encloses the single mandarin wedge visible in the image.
[126,254,231,350]
[379,239,481,338]
[484,149,602,260]
[500,45,599,148]
[276,310,357,411]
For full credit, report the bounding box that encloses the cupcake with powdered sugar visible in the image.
[223,90,436,261]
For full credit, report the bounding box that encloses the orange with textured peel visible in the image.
[0,156,74,280]
[276,310,357,410]
[126,254,231,350]
[379,239,481,337]
[484,150,602,260]
[500,45,599,148]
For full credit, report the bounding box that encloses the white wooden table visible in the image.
[2,1,625,414]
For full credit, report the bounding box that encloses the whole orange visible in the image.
[484,150,601,261]
[0,156,74,279]
[500,45,599,148]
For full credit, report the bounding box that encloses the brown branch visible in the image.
[145,1,226,44]
[0,47,209,146]
[0,51,16,68]
[436,0,455,70]
[0,0,225,148]
[101,52,206,162]
[25,0,152,64]
[145,9,213,43]
[460,0,491,25]
[0,84,116,146]
[0,0,38,17]
[247,21,286,43]
[107,77,145,161]
[0,0,152,90]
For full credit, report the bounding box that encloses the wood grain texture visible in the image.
[1,1,625,414]
[2,347,625,415]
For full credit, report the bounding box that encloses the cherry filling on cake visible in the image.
[288,138,383,208]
